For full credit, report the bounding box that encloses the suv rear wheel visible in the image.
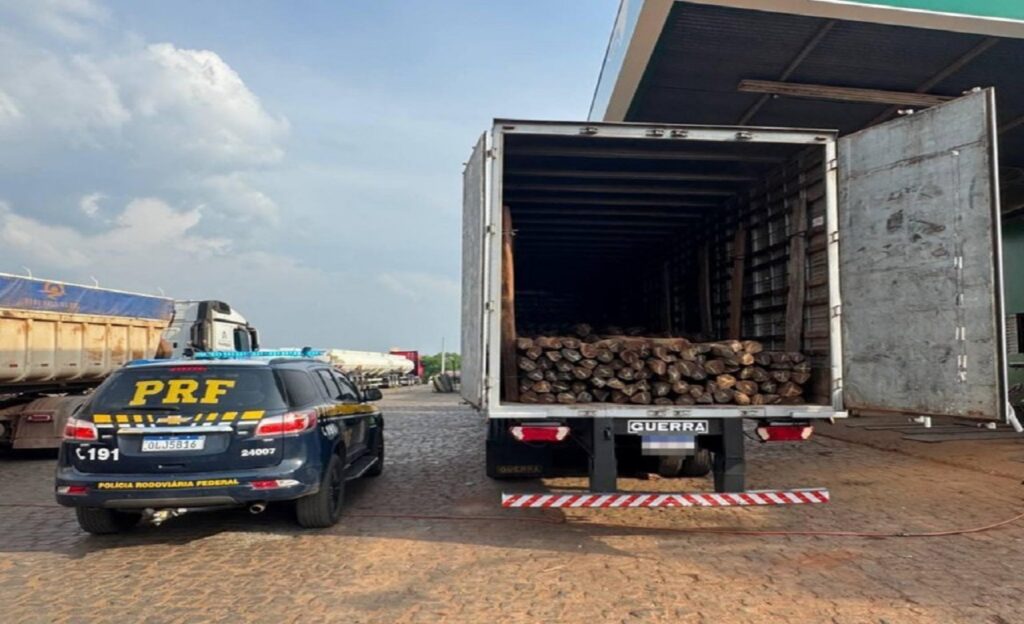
[296,454,345,528]
[75,507,142,535]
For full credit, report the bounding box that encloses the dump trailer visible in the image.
[0,274,261,450]
[462,90,1012,508]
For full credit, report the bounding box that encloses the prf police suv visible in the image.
[55,351,385,534]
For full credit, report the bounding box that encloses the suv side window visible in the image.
[279,369,321,407]
[332,371,359,402]
[315,369,344,401]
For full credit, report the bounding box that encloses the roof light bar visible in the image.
[193,349,325,360]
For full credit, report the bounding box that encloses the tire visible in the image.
[679,448,713,477]
[296,454,345,528]
[657,455,684,478]
[366,432,384,477]
[75,507,141,535]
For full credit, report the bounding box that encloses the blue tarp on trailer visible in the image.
[0,274,173,320]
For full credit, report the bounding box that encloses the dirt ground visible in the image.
[2,385,1023,623]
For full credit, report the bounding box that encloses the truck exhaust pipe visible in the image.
[249,503,267,515]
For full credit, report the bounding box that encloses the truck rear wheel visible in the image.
[680,448,713,477]
[296,454,345,528]
[75,507,142,535]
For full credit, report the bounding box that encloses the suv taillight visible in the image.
[63,417,98,441]
[254,410,318,437]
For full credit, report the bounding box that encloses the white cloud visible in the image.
[79,192,104,216]
[0,0,109,42]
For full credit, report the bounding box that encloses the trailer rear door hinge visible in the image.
[827,158,838,171]
[485,300,495,312]
[831,304,841,318]
[486,148,497,159]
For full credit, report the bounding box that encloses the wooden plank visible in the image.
[785,176,809,352]
[738,79,954,107]
[500,205,519,402]
[727,225,747,340]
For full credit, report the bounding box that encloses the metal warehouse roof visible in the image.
[591,0,1024,213]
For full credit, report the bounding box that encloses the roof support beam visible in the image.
[506,169,756,182]
[737,20,837,125]
[738,80,954,107]
[509,197,728,207]
[505,183,740,196]
[868,37,1000,126]
[510,146,785,163]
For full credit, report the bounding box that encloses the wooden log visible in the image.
[704,360,726,376]
[571,382,588,394]
[760,381,778,394]
[753,352,772,367]
[561,337,581,350]
[516,337,534,351]
[735,380,758,396]
[791,370,811,385]
[525,369,544,381]
[630,391,653,404]
[537,357,553,370]
[561,348,582,363]
[525,345,544,360]
[531,381,552,393]
[593,389,610,402]
[593,365,615,379]
[770,370,791,383]
[555,361,573,373]
[544,350,563,362]
[733,391,751,405]
[648,359,668,376]
[654,397,674,406]
[716,374,737,390]
[556,392,576,404]
[611,391,629,404]
[672,380,691,395]
[534,336,562,350]
[518,357,537,372]
[590,376,607,389]
[579,343,600,359]
[543,371,557,382]
[520,391,539,403]
[742,340,764,355]
[713,388,733,403]
[538,393,557,404]
[653,381,672,397]
[606,378,626,390]
[576,391,594,403]
[579,358,598,370]
[596,349,615,363]
[572,366,592,380]
[675,395,696,405]
[778,382,802,398]
[552,381,571,393]
[620,384,638,397]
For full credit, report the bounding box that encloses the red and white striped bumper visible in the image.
[501,488,830,508]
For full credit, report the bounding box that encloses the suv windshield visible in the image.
[90,365,287,414]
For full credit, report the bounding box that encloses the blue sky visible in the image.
[0,0,618,352]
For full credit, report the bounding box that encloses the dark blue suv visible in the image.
[55,356,384,533]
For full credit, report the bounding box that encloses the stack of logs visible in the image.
[514,328,810,406]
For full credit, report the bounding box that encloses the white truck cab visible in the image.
[162,300,260,359]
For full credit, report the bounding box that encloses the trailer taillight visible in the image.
[756,424,813,442]
[63,417,98,441]
[254,411,317,437]
[510,424,570,443]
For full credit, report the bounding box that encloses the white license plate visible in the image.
[141,435,205,452]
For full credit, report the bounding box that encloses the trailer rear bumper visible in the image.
[502,488,830,508]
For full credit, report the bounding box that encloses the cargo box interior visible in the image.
[501,131,832,405]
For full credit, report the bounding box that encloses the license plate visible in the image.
[141,435,205,452]
[627,420,709,435]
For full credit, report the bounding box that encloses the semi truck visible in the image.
[389,349,424,381]
[322,349,417,389]
[0,274,259,450]
[462,89,1015,508]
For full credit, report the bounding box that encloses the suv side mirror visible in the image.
[364,388,383,402]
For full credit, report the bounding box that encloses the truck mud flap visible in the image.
[501,488,829,508]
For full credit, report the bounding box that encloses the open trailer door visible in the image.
[838,88,1007,421]
[461,132,492,409]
